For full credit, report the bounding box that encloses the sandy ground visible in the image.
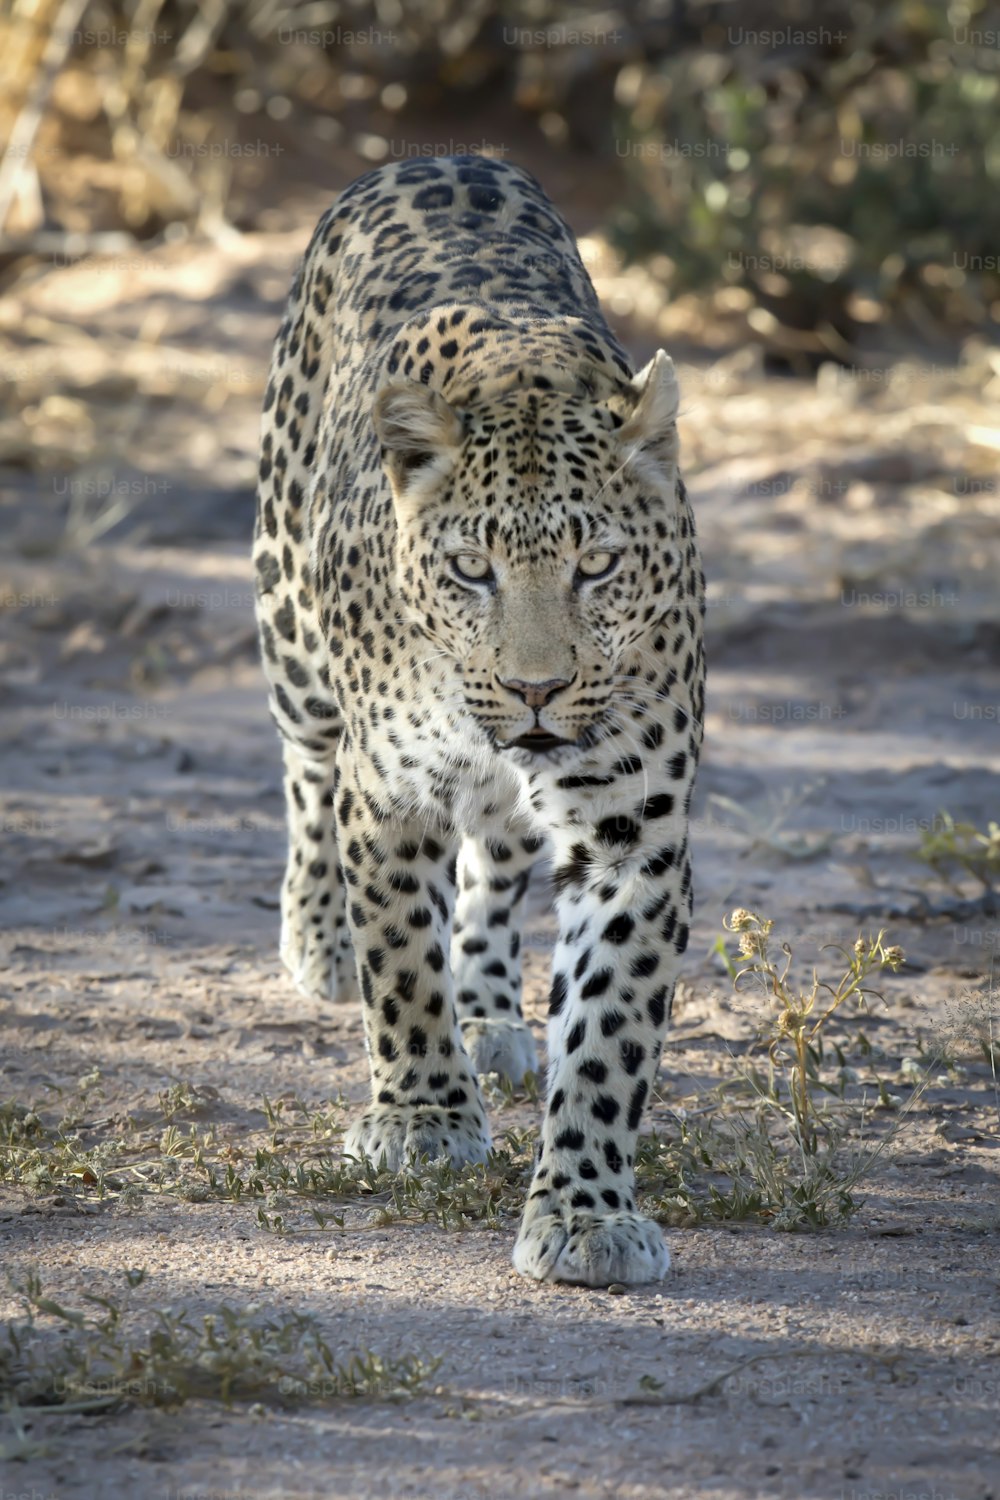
[1,181,1000,1500]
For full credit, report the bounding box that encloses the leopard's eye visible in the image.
[577,550,619,581]
[451,553,494,585]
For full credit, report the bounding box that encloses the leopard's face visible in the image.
[374,355,682,758]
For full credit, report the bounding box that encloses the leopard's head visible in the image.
[374,353,685,759]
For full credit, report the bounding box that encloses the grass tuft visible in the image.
[2,1269,439,1416]
[915,812,1000,895]
[0,912,972,1298]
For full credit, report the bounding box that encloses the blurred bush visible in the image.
[0,0,997,353]
[609,0,1000,361]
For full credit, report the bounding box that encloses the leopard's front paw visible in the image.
[459,1017,538,1084]
[344,1103,492,1172]
[513,1207,670,1286]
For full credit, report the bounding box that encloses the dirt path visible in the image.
[1,197,999,1499]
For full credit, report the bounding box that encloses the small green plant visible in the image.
[2,1269,438,1414]
[639,910,920,1230]
[0,1099,128,1195]
[636,1113,867,1231]
[916,812,1000,894]
[723,909,904,1153]
[482,1069,541,1108]
[158,1081,219,1121]
[637,1069,907,1229]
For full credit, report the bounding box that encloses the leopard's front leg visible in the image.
[451,829,544,1083]
[513,809,693,1286]
[337,757,491,1171]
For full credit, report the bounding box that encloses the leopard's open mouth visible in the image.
[503,729,576,753]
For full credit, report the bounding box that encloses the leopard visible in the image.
[253,153,705,1287]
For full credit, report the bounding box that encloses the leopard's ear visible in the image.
[619,349,679,468]
[373,381,463,509]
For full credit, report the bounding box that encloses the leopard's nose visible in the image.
[498,675,574,710]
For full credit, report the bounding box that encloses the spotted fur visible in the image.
[253,155,705,1286]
